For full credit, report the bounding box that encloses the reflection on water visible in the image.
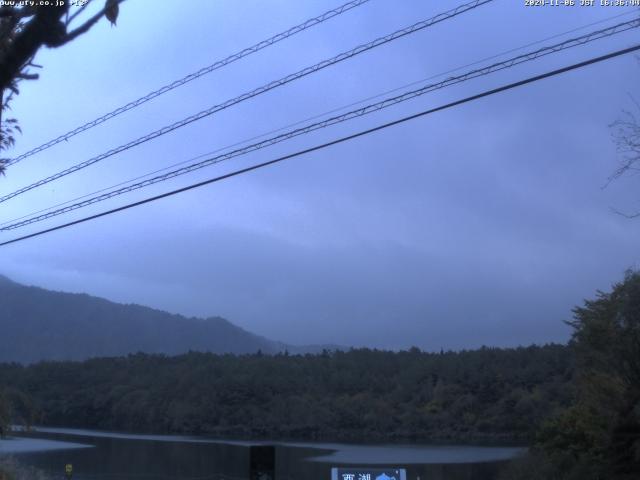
[303,444,524,464]
[2,428,524,480]
[0,437,91,454]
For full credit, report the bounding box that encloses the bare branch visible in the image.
[57,8,107,45]
[610,206,640,219]
[53,0,124,46]
[15,72,38,80]
[608,107,640,184]
[66,0,93,28]
[627,92,640,112]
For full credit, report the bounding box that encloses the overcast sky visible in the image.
[1,0,639,350]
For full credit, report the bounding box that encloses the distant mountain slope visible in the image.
[0,275,296,363]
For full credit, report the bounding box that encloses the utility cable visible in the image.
[3,0,373,166]
[1,42,638,247]
[0,0,494,204]
[1,8,633,229]
[2,18,637,232]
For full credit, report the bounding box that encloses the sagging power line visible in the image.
[2,17,638,232]
[5,7,630,231]
[4,0,372,167]
[2,42,638,247]
[0,0,495,205]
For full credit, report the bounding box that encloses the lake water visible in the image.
[0,427,525,480]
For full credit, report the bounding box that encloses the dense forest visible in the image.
[502,271,640,479]
[0,344,572,442]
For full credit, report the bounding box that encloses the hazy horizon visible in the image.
[0,269,608,352]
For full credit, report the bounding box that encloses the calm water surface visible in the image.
[1,427,525,480]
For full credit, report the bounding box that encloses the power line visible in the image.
[4,0,373,167]
[4,17,636,229]
[1,42,638,248]
[3,8,633,230]
[3,17,637,232]
[0,0,494,205]
[334,8,639,112]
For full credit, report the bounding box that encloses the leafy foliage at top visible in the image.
[534,270,640,479]
[0,0,121,174]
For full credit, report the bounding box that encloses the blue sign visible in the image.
[331,467,406,480]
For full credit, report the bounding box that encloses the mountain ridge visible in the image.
[0,275,341,363]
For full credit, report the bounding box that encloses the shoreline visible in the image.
[10,427,526,465]
[13,425,531,449]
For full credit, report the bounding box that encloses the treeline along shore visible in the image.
[0,345,572,442]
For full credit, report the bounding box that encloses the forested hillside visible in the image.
[0,345,573,442]
[0,275,289,362]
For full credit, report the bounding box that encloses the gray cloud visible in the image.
[1,0,639,350]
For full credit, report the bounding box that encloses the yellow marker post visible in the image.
[65,463,73,479]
